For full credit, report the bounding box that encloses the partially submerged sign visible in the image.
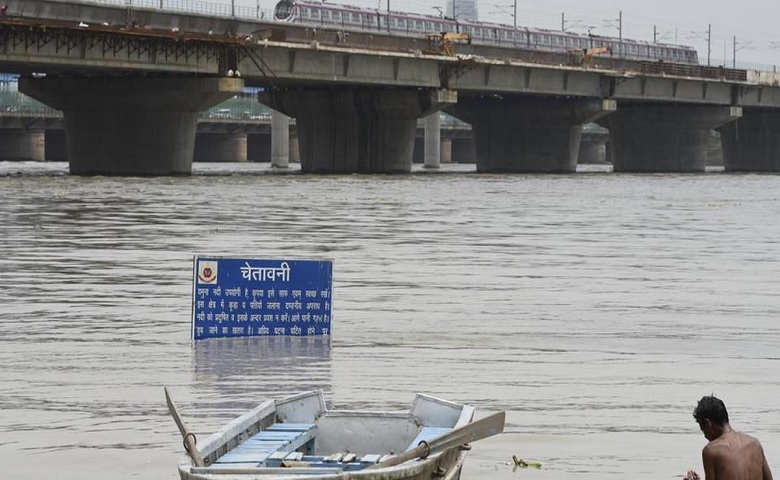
[192,257,332,340]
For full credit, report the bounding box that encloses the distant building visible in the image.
[446,0,478,21]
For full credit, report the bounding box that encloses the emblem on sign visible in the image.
[197,261,218,284]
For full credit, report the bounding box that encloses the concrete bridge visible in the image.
[2,0,779,175]
[0,86,490,165]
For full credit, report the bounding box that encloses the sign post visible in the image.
[192,257,332,341]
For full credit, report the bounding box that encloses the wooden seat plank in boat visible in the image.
[214,423,316,465]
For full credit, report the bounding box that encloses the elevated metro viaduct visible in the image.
[2,0,780,175]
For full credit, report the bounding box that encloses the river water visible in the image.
[1,161,779,480]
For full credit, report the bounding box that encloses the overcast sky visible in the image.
[225,0,778,66]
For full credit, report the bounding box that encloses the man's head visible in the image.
[693,395,730,440]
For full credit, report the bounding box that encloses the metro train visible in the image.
[273,0,699,64]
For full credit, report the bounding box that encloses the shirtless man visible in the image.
[686,395,773,480]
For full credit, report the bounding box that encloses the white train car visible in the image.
[273,0,699,64]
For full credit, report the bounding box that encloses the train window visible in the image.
[311,8,319,18]
[425,22,432,31]
[397,19,405,28]
[415,20,422,29]
[322,10,330,20]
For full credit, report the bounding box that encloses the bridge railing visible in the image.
[709,58,779,73]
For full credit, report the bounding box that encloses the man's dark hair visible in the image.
[693,395,729,426]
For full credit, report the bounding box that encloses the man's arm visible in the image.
[761,449,772,480]
[702,446,717,480]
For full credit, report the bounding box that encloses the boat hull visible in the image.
[176,391,477,480]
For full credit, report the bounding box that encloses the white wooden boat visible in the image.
[168,389,505,480]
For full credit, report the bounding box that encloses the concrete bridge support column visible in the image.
[259,89,456,173]
[0,129,45,161]
[290,132,300,164]
[719,111,780,171]
[598,106,741,173]
[19,77,243,175]
[271,109,290,168]
[441,138,452,164]
[578,136,608,164]
[194,133,247,162]
[447,98,615,173]
[424,113,441,169]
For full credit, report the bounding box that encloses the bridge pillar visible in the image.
[194,133,247,162]
[719,111,780,171]
[271,110,290,168]
[447,97,616,173]
[19,77,243,175]
[258,89,456,173]
[0,128,45,161]
[424,113,441,169]
[598,106,741,173]
[578,139,607,164]
[290,131,300,164]
[441,138,452,164]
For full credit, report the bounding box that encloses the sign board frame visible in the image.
[191,256,333,341]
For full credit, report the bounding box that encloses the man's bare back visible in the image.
[686,396,772,480]
[696,431,772,480]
